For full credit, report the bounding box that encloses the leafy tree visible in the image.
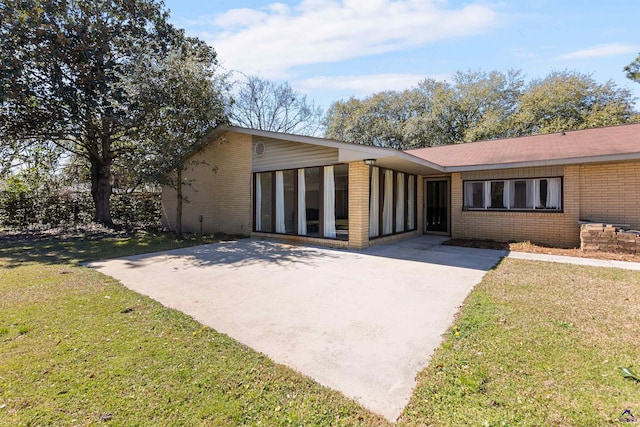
[324,91,414,149]
[624,53,640,83]
[130,42,229,236]
[229,75,324,136]
[325,70,524,148]
[326,69,637,149]
[0,0,226,226]
[512,70,636,135]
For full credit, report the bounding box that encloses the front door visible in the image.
[425,179,450,234]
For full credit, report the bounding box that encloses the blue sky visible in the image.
[163,0,640,111]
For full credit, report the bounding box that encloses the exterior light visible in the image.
[364,159,376,166]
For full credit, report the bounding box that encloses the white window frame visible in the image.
[463,177,562,211]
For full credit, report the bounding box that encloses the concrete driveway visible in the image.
[87,236,505,421]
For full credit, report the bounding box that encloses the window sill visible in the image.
[463,209,563,213]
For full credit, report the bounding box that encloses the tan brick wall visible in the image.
[450,166,581,247]
[579,160,640,229]
[348,161,370,249]
[161,132,253,235]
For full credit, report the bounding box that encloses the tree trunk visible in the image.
[175,167,183,238]
[90,155,114,227]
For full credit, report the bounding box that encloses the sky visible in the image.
[162,0,640,111]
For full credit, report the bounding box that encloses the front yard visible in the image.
[1,232,639,426]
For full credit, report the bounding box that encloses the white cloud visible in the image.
[203,0,499,78]
[213,8,268,30]
[297,73,450,96]
[557,43,639,60]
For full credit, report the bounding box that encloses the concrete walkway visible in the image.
[507,250,640,270]
[87,236,504,421]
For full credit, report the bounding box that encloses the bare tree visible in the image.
[229,75,324,136]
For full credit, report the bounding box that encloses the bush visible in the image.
[0,177,161,229]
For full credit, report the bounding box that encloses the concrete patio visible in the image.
[87,235,505,421]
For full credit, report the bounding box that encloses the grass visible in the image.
[0,230,229,267]
[0,232,388,426]
[399,258,640,426]
[2,232,640,426]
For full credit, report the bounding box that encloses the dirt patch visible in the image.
[443,238,640,263]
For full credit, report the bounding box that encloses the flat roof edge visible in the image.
[443,152,640,172]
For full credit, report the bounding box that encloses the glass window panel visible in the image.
[538,179,548,209]
[334,164,349,239]
[464,182,484,208]
[511,180,533,209]
[258,172,273,232]
[304,167,320,236]
[283,170,295,233]
[490,181,505,208]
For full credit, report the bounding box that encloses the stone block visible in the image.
[582,244,600,251]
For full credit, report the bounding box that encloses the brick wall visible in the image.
[580,223,640,254]
[579,160,640,229]
[348,161,370,249]
[161,131,253,235]
[450,165,581,247]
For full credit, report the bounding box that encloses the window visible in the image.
[511,180,532,209]
[369,167,417,238]
[254,165,348,240]
[334,164,349,238]
[490,181,506,209]
[463,177,562,211]
[304,167,320,236]
[464,182,484,209]
[255,172,273,232]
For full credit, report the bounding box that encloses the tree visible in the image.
[325,70,524,148]
[129,42,229,236]
[325,69,637,149]
[0,0,225,226]
[229,75,324,136]
[624,53,640,83]
[512,70,636,135]
[324,91,411,149]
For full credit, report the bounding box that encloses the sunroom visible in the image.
[247,128,442,249]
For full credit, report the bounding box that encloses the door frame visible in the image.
[423,177,451,236]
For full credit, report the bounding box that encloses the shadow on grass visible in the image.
[3,227,509,274]
[0,231,232,268]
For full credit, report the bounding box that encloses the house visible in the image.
[161,123,640,249]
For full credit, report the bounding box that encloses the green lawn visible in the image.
[0,233,388,426]
[2,233,640,426]
[400,259,640,426]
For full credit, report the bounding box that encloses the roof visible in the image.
[207,123,640,174]
[406,123,640,171]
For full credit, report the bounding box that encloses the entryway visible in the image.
[424,178,450,234]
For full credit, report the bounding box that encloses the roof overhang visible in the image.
[214,125,446,176]
[442,152,640,172]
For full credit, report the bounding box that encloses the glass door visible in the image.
[425,179,449,234]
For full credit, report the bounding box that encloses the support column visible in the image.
[348,161,370,249]
[450,173,463,239]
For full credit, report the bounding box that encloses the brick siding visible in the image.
[348,161,370,249]
[579,160,640,229]
[450,165,581,247]
[161,132,253,236]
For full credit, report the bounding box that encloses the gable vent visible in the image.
[254,140,266,158]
